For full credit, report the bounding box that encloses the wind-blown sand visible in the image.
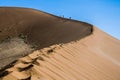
[0,7,120,80]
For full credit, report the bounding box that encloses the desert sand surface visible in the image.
[0,7,92,70]
[0,7,120,80]
[0,27,120,80]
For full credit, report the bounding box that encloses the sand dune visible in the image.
[0,7,92,71]
[0,7,120,80]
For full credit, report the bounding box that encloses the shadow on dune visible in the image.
[0,7,93,49]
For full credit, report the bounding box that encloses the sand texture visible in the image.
[0,27,120,80]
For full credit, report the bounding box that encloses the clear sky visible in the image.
[0,0,120,39]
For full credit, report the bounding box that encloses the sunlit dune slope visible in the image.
[0,26,120,80]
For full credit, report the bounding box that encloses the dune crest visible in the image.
[0,7,92,49]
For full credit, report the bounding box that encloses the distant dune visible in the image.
[0,7,120,80]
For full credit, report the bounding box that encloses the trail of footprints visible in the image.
[0,45,61,80]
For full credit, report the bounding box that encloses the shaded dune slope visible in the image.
[0,7,93,49]
[0,27,120,80]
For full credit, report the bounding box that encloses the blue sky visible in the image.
[0,0,120,39]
